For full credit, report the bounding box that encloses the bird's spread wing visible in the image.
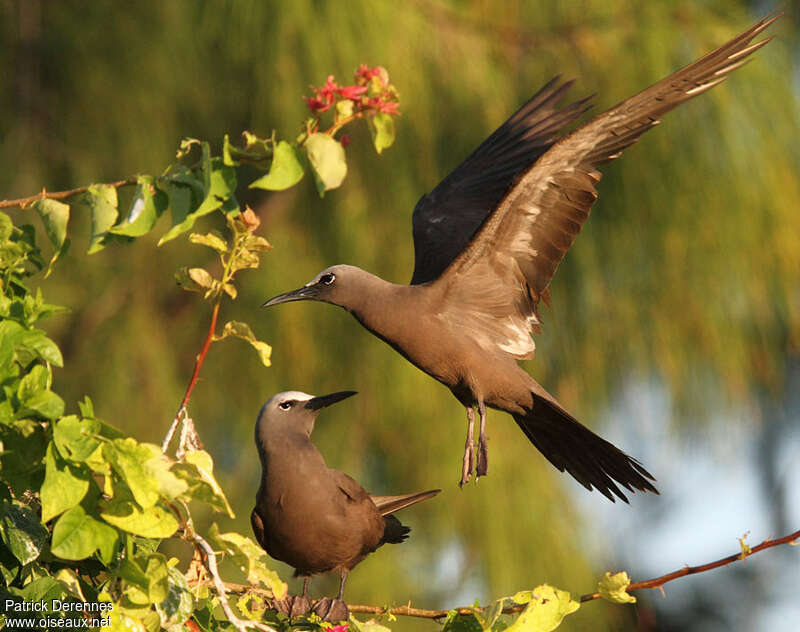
[410,77,592,285]
[438,13,778,360]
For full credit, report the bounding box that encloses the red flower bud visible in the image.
[337,85,368,100]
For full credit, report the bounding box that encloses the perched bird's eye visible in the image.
[279,401,292,411]
[319,273,336,286]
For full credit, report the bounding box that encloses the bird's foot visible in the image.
[312,597,349,622]
[476,433,489,478]
[459,440,476,487]
[274,594,312,620]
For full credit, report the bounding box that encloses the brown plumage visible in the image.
[264,14,779,501]
[251,390,439,620]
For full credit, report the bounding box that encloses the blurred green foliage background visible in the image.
[1,1,798,630]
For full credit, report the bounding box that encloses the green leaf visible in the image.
[41,444,90,522]
[119,557,151,595]
[19,328,64,367]
[100,497,178,538]
[189,231,228,254]
[122,554,170,605]
[249,141,304,191]
[85,184,119,254]
[109,176,167,237]
[0,211,14,241]
[305,133,347,196]
[0,501,48,565]
[103,437,187,509]
[207,523,287,599]
[17,363,48,402]
[597,571,636,604]
[222,133,238,167]
[195,144,238,218]
[0,320,25,373]
[244,234,271,252]
[505,585,579,632]
[51,505,118,562]
[187,268,215,289]
[53,415,101,462]
[159,154,237,245]
[18,388,65,420]
[442,612,483,632]
[368,112,396,154]
[157,566,194,627]
[173,449,234,517]
[103,439,161,508]
[217,320,271,366]
[349,618,392,632]
[157,181,195,246]
[32,199,70,250]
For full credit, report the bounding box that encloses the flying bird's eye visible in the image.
[319,273,336,286]
[279,401,292,411]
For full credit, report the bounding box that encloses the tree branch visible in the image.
[211,526,799,620]
[192,532,277,632]
[580,526,800,602]
[0,177,137,209]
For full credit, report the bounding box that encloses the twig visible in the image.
[0,178,137,209]
[162,299,221,453]
[579,526,800,602]
[192,533,277,632]
[213,527,800,620]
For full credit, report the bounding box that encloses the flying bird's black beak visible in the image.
[262,285,318,307]
[305,391,357,410]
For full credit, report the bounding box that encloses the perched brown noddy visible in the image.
[264,15,779,500]
[251,390,440,621]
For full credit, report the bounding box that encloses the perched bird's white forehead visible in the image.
[269,391,314,404]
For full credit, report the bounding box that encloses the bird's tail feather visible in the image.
[381,515,411,544]
[370,489,441,516]
[513,391,658,503]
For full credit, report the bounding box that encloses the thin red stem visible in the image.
[579,527,800,602]
[179,299,221,411]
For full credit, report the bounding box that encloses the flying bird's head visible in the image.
[262,264,375,312]
[254,390,357,450]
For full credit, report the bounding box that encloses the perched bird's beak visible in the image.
[262,285,318,307]
[305,391,357,410]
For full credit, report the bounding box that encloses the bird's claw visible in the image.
[459,440,476,487]
[275,594,312,619]
[476,433,489,478]
[312,597,349,622]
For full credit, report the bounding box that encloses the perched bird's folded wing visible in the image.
[329,469,371,503]
[369,489,441,516]
[410,78,592,285]
[250,508,266,549]
[438,13,778,358]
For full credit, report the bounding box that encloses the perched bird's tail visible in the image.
[513,386,658,503]
[372,489,441,544]
[370,489,441,516]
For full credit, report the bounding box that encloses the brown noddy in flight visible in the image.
[251,390,440,621]
[264,15,779,499]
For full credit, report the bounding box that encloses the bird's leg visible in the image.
[336,569,348,601]
[476,401,489,478]
[312,570,349,622]
[460,407,477,487]
[274,576,312,619]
